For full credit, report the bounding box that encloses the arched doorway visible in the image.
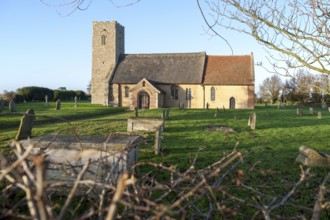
[229,97,236,109]
[138,91,150,109]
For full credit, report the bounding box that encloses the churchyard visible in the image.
[1,102,330,219]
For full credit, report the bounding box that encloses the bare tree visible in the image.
[259,75,283,104]
[197,0,330,77]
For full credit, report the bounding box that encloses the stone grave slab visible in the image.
[21,134,143,185]
[127,117,164,132]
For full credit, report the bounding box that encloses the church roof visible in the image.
[203,55,254,85]
[111,52,206,84]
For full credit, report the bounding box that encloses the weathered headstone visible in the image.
[328,107,330,112]
[74,96,78,107]
[296,146,330,167]
[9,100,16,112]
[134,107,138,117]
[165,109,170,119]
[296,108,303,116]
[214,110,218,118]
[15,108,35,140]
[55,99,61,110]
[249,112,256,130]
[44,95,49,107]
[321,103,327,109]
[309,107,314,115]
[162,109,166,119]
[317,112,322,119]
[154,128,161,155]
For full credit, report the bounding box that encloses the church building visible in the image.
[91,21,255,109]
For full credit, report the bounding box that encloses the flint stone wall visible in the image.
[21,134,143,185]
[127,117,164,132]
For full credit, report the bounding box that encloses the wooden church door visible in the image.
[138,91,150,109]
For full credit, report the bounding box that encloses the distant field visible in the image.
[1,102,330,218]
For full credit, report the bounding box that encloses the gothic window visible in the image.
[211,87,216,101]
[171,85,179,100]
[142,81,146,87]
[186,88,192,100]
[101,35,106,45]
[124,86,129,98]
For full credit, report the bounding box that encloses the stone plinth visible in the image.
[127,117,164,132]
[21,134,143,185]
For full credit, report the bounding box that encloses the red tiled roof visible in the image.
[203,55,254,85]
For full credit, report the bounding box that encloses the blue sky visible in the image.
[0,0,269,93]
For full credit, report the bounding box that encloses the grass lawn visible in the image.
[1,102,330,218]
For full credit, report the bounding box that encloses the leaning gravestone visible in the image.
[55,99,61,110]
[9,100,16,112]
[296,146,330,167]
[15,108,35,140]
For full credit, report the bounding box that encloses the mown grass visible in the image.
[1,103,330,218]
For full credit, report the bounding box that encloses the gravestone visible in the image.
[74,96,78,107]
[296,146,330,167]
[165,109,170,119]
[154,128,161,155]
[9,100,16,112]
[44,95,49,107]
[296,108,303,116]
[321,103,327,109]
[248,112,256,130]
[309,107,314,115]
[0,99,4,112]
[15,108,35,140]
[328,107,330,112]
[214,110,218,118]
[55,99,61,110]
[162,109,166,119]
[134,107,138,117]
[317,112,322,119]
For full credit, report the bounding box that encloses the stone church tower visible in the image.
[91,21,125,105]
